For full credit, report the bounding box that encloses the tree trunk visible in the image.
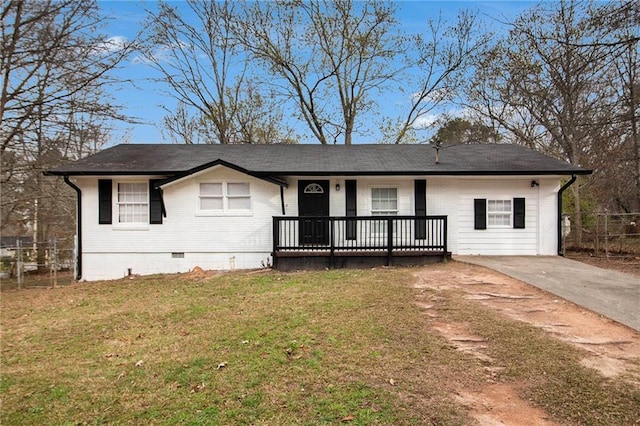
[628,63,640,211]
[572,183,583,246]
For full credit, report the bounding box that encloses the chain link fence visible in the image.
[0,237,76,290]
[562,211,640,257]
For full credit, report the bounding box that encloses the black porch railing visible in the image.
[272,215,447,267]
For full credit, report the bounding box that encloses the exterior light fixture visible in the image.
[531,180,540,187]
[335,183,341,191]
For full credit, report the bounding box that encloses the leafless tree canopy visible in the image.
[140,0,293,145]
[465,0,640,238]
[393,10,490,144]
[236,0,402,145]
[143,0,484,146]
[1,0,133,266]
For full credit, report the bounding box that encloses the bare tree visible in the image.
[608,4,640,211]
[238,0,400,145]
[467,0,618,243]
[1,0,130,153]
[393,10,490,144]
[140,0,288,144]
[144,1,487,145]
[1,0,132,270]
[161,102,208,145]
[429,117,501,145]
[234,82,296,144]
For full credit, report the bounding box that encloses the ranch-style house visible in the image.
[46,143,590,281]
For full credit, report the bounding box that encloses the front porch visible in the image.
[272,215,449,271]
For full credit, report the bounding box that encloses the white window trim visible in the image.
[487,198,512,228]
[196,181,253,216]
[369,186,399,237]
[114,180,149,228]
[369,186,399,216]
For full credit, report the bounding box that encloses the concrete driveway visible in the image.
[455,256,640,331]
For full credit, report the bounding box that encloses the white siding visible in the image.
[538,179,561,255]
[428,177,559,256]
[76,166,281,280]
[423,177,459,253]
[75,172,562,281]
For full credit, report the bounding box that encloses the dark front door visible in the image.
[298,180,330,245]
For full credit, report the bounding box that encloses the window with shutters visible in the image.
[487,199,512,227]
[117,182,149,224]
[98,179,163,226]
[475,198,525,230]
[198,182,251,215]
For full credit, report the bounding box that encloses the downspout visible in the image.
[557,174,577,256]
[63,176,82,280]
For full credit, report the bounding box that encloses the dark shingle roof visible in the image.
[45,143,590,177]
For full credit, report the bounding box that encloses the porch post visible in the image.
[387,217,393,266]
[443,216,448,262]
[329,217,335,268]
[272,217,279,269]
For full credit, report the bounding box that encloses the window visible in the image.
[304,183,324,194]
[371,187,398,216]
[200,183,223,210]
[99,180,163,225]
[117,182,148,224]
[371,187,398,236]
[199,182,250,212]
[226,182,251,209]
[487,199,512,227]
[475,198,525,230]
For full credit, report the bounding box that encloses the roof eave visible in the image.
[43,170,180,176]
[254,169,592,176]
[45,169,592,177]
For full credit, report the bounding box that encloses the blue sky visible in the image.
[98,1,538,145]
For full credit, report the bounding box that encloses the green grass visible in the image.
[2,267,639,425]
[1,269,474,425]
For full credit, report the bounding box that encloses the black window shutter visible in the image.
[513,197,525,229]
[149,180,164,224]
[414,179,427,239]
[345,180,357,240]
[474,198,487,230]
[98,179,112,224]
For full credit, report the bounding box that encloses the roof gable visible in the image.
[158,159,288,188]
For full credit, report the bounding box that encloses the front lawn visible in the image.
[1,269,474,425]
[1,266,638,425]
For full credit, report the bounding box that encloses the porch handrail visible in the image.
[273,215,448,263]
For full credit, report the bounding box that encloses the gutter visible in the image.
[46,169,590,178]
[557,174,577,256]
[63,176,82,281]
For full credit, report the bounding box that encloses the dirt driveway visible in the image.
[456,256,640,331]
[413,261,640,425]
